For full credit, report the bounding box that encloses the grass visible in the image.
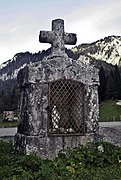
[0,141,121,179]
[0,121,17,128]
[99,100,121,121]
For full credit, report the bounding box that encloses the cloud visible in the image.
[65,0,121,43]
[0,0,121,64]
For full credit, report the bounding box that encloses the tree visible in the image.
[0,87,19,114]
[114,65,121,100]
[98,66,107,102]
[106,71,116,99]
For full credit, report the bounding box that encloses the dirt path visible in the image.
[0,127,17,140]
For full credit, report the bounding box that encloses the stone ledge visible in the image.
[14,132,99,159]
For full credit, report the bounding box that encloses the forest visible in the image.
[99,65,121,102]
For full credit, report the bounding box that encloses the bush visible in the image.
[0,141,121,179]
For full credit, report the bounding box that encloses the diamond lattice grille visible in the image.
[48,79,85,135]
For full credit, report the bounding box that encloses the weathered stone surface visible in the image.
[14,132,99,160]
[15,18,99,159]
[39,19,77,55]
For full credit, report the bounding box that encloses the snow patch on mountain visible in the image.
[0,63,27,81]
[89,36,121,65]
[75,36,121,65]
[0,55,18,70]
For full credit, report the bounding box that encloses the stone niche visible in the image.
[15,19,99,160]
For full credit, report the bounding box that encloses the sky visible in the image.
[0,0,121,64]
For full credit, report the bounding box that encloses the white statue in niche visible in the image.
[51,105,60,130]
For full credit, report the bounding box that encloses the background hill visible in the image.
[0,35,121,113]
[73,35,121,65]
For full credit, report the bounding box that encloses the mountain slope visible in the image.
[73,35,121,65]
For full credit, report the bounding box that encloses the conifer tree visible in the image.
[98,66,107,102]
[114,65,121,99]
[107,71,116,99]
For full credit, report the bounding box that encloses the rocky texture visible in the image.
[15,19,99,159]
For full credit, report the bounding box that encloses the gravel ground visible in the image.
[99,122,121,147]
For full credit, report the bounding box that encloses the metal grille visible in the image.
[48,79,85,135]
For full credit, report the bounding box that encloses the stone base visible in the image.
[14,133,99,160]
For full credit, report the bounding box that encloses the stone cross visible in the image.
[39,19,77,55]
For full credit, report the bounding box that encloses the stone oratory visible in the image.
[15,19,99,159]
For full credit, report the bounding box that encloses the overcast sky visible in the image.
[0,0,121,64]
